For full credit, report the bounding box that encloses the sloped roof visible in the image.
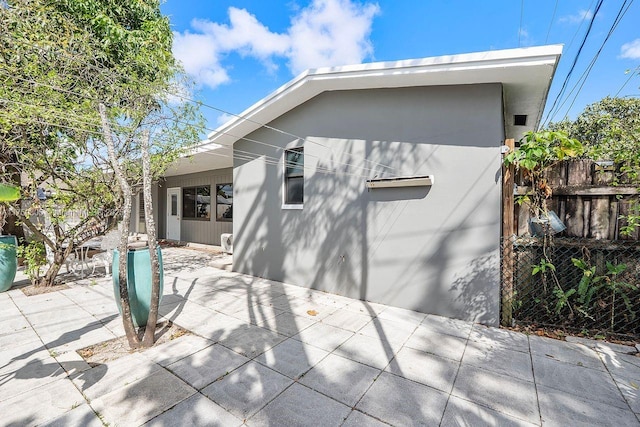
[166,45,562,176]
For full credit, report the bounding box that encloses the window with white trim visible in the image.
[284,147,303,206]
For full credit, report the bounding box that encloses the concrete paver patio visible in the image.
[1,247,639,426]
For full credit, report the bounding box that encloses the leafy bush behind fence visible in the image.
[502,236,640,340]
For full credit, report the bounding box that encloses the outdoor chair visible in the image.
[90,229,150,277]
[90,229,121,277]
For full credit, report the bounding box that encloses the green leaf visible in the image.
[573,257,594,275]
[0,184,20,202]
[606,262,626,275]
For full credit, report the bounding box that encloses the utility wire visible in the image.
[518,0,525,47]
[3,112,375,181]
[0,97,113,130]
[615,66,640,97]
[542,0,604,127]
[149,111,390,177]
[166,91,396,172]
[1,71,396,173]
[207,148,374,180]
[545,0,559,44]
[1,96,392,178]
[564,0,598,53]
[1,105,387,180]
[555,0,634,121]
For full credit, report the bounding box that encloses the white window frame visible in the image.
[282,147,304,210]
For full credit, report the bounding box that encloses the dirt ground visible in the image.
[77,321,190,365]
[19,283,70,296]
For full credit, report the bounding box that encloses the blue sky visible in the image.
[161,0,640,133]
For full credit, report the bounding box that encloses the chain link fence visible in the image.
[501,236,640,340]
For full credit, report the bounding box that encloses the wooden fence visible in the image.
[514,159,639,240]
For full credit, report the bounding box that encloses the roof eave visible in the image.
[201,44,562,149]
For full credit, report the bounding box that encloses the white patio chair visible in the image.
[43,239,75,275]
[90,229,121,277]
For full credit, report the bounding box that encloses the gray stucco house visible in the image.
[157,45,562,325]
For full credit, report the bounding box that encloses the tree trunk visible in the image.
[141,130,161,348]
[99,103,140,349]
[38,243,75,287]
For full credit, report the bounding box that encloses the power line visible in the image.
[150,112,391,177]
[555,0,634,121]
[214,148,374,180]
[542,0,604,127]
[615,66,640,97]
[3,112,376,182]
[1,71,397,173]
[1,95,393,178]
[1,101,393,181]
[3,113,374,182]
[1,115,104,137]
[167,92,396,172]
[0,97,109,130]
[518,0,525,47]
[545,0,559,44]
[564,0,598,53]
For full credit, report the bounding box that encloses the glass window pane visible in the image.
[196,186,211,219]
[138,195,146,233]
[138,195,145,220]
[216,184,233,221]
[286,176,303,204]
[182,187,196,218]
[171,194,177,216]
[285,149,304,176]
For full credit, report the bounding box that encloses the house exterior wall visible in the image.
[233,84,505,325]
[156,167,233,245]
[129,184,159,235]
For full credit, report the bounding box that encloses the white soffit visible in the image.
[164,145,232,177]
[201,44,562,150]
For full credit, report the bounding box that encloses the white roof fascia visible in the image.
[198,44,562,150]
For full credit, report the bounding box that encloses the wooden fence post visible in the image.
[501,138,515,327]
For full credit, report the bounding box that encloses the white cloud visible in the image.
[172,0,380,89]
[620,39,640,60]
[216,112,234,126]
[197,9,289,58]
[518,28,534,47]
[173,31,230,88]
[287,0,380,74]
[559,9,593,24]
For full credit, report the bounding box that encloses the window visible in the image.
[170,194,178,216]
[182,186,211,220]
[284,147,303,206]
[216,184,233,222]
[137,193,146,233]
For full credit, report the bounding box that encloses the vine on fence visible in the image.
[507,237,640,339]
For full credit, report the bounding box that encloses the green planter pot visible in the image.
[112,247,163,328]
[0,235,17,293]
